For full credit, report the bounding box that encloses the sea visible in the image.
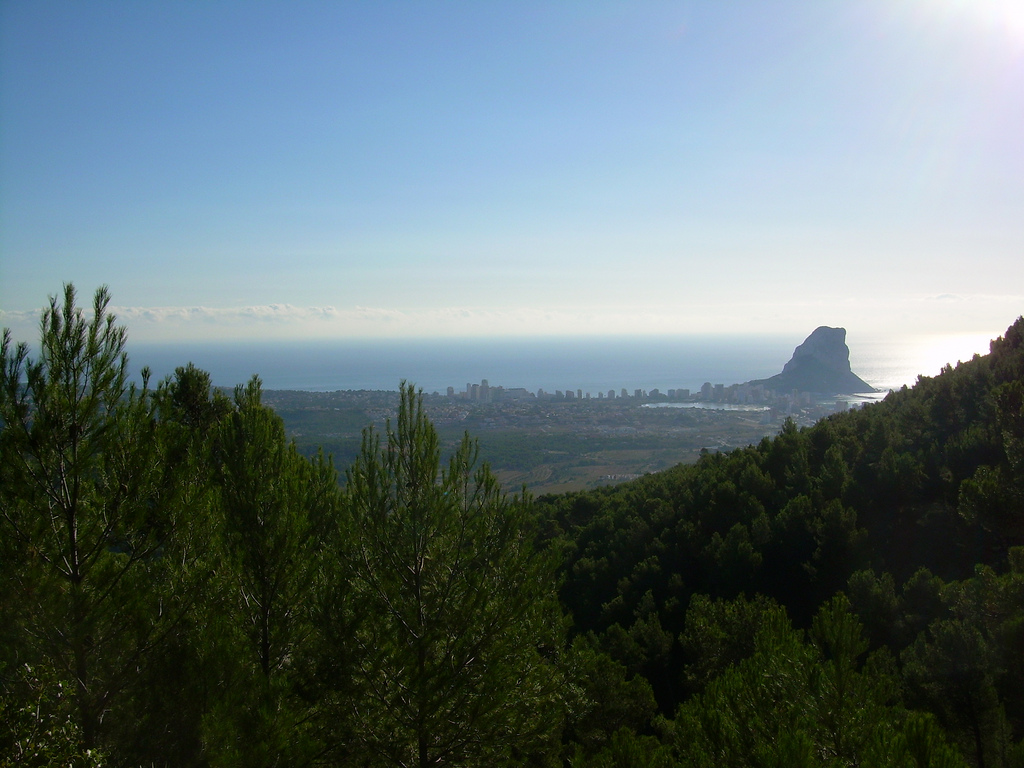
[126,332,999,397]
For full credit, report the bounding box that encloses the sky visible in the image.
[1,1,1022,346]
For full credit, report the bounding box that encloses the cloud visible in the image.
[114,303,343,327]
[5,292,1022,345]
[0,309,39,325]
[0,309,42,344]
[96,303,717,340]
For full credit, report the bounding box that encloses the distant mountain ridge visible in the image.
[749,326,875,394]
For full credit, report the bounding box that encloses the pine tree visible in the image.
[0,285,190,752]
[202,375,342,766]
[343,383,565,767]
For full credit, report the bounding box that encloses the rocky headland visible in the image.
[749,326,875,394]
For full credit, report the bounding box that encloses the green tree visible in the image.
[159,362,232,436]
[203,376,342,766]
[0,663,105,767]
[561,636,659,758]
[806,595,894,764]
[569,726,677,768]
[679,592,781,695]
[673,597,966,768]
[902,618,1002,768]
[216,377,336,680]
[343,383,565,767]
[0,285,191,753]
[958,380,1024,550]
[673,605,816,767]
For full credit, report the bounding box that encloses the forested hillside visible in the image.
[2,285,1023,767]
[538,313,1024,767]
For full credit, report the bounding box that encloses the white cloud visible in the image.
[0,309,38,326]
[3,292,1021,345]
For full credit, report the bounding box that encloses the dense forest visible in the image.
[2,285,1023,767]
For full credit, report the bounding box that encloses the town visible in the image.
[447,377,847,409]
[262,379,876,495]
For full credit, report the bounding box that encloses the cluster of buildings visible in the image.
[447,378,845,412]
[448,379,697,403]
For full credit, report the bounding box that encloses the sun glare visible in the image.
[927,0,1024,47]
[922,332,996,374]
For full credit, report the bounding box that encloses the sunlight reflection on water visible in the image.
[851,333,996,392]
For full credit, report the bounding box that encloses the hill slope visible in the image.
[537,316,1024,762]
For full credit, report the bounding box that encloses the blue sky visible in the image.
[1,1,1022,344]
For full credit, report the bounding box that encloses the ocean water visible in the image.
[850,333,997,393]
[127,331,999,396]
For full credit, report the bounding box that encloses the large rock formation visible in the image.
[751,326,875,394]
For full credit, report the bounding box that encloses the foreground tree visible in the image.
[673,596,967,768]
[902,618,1001,768]
[0,285,192,753]
[202,376,343,766]
[342,383,565,767]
